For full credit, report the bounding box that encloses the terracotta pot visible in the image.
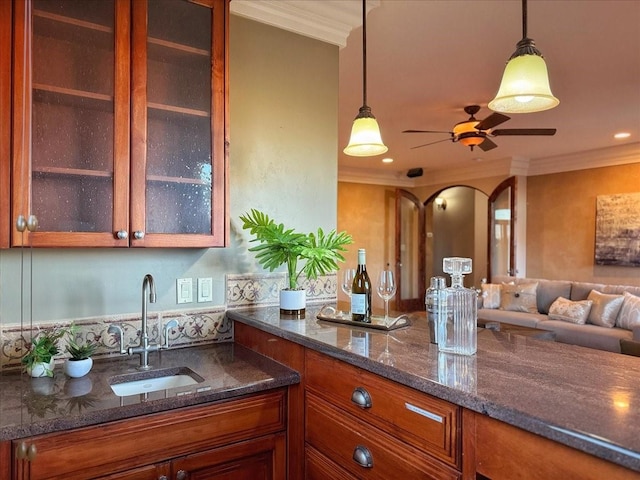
[280,289,306,317]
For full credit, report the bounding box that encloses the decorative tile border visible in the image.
[226,272,337,309]
[0,307,230,372]
[0,272,338,371]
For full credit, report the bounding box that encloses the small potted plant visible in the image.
[22,326,66,378]
[240,209,353,315]
[63,324,97,378]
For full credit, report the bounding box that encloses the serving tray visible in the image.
[316,304,410,331]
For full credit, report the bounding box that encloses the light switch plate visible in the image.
[177,278,193,304]
[197,277,213,303]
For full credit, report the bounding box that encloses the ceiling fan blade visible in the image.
[410,137,453,150]
[492,128,557,136]
[475,112,510,131]
[403,129,453,134]
[478,137,498,152]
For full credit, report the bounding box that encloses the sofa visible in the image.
[477,275,640,353]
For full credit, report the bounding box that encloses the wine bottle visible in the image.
[351,248,372,323]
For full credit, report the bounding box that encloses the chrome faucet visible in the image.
[108,274,178,370]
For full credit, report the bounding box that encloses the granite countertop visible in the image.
[0,342,299,441]
[228,304,640,473]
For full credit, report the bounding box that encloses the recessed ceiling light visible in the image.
[382,157,393,163]
[614,132,631,139]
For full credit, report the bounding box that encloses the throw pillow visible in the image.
[548,297,593,324]
[586,290,624,328]
[500,282,539,313]
[616,292,640,330]
[481,284,501,309]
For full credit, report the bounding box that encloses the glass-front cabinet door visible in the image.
[11,0,228,248]
[130,0,227,247]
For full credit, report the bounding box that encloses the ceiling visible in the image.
[232,0,640,186]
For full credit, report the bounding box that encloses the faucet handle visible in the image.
[107,325,127,355]
[163,320,179,349]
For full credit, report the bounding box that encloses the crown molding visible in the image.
[526,142,640,176]
[339,143,640,186]
[230,0,380,47]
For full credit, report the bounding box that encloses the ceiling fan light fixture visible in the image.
[344,106,388,156]
[489,0,559,114]
[344,0,387,157]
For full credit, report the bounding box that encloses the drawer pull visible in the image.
[176,470,187,480]
[351,386,372,408]
[352,445,373,468]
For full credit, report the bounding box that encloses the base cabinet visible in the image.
[473,413,638,480]
[12,389,286,480]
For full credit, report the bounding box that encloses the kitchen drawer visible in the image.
[305,349,460,467]
[306,392,460,480]
[306,444,356,480]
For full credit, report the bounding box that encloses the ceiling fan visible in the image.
[403,105,556,152]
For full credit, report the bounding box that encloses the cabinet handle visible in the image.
[158,476,167,480]
[15,442,37,462]
[116,230,128,240]
[351,386,372,408]
[15,441,27,460]
[134,231,145,240]
[27,444,37,461]
[352,445,373,468]
[15,215,38,233]
[176,470,187,480]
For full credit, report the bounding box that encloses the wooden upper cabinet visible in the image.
[0,1,11,249]
[10,0,228,248]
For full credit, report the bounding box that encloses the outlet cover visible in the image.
[197,277,213,303]
[177,278,193,304]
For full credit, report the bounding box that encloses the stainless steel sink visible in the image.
[109,367,204,396]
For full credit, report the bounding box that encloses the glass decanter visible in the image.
[437,257,477,356]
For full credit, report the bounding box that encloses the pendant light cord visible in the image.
[522,0,528,39]
[361,0,367,107]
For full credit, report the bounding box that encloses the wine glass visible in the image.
[341,268,356,315]
[377,269,397,322]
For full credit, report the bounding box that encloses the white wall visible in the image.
[0,16,339,324]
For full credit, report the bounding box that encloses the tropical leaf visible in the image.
[240,210,353,289]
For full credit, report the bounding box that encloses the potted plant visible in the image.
[240,209,353,315]
[63,324,97,378]
[21,326,66,378]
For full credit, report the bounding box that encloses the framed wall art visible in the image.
[595,193,640,267]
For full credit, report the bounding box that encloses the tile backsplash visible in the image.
[0,272,337,371]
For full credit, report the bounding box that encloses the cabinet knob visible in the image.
[352,445,373,468]
[176,470,187,480]
[134,231,145,240]
[158,476,167,480]
[351,386,372,408]
[15,442,37,462]
[15,215,38,233]
[116,230,128,240]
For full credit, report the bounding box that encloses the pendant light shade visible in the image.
[489,0,559,114]
[344,106,387,156]
[344,0,388,157]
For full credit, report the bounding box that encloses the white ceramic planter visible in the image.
[280,289,306,316]
[28,359,55,378]
[64,357,93,378]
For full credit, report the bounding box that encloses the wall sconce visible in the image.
[435,197,447,210]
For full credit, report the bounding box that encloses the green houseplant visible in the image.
[22,326,66,378]
[63,324,97,378]
[240,209,353,313]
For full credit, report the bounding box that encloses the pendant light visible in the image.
[343,0,388,157]
[488,0,559,114]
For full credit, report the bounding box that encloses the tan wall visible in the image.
[527,162,640,285]
[337,182,395,309]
